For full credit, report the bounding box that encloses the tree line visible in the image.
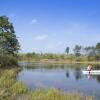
[19,42,100,62]
[65,43,100,61]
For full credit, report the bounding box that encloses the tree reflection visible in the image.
[74,67,82,80]
[66,70,69,78]
[96,75,100,83]
[92,65,100,83]
[85,74,100,82]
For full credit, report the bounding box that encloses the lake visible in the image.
[17,62,100,99]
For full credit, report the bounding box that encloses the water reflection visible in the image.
[96,76,100,83]
[66,70,69,78]
[18,62,100,82]
[81,64,100,82]
[74,67,82,80]
[65,67,82,80]
[68,64,100,84]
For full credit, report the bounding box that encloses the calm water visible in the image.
[17,62,100,99]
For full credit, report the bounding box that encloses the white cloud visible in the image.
[34,35,48,41]
[31,19,37,24]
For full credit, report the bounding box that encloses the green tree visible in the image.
[0,16,20,66]
[73,45,82,57]
[84,46,96,61]
[84,46,95,55]
[95,42,100,60]
[96,42,100,54]
[65,47,70,55]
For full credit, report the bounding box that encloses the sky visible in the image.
[0,0,100,53]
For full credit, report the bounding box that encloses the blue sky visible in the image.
[0,0,100,53]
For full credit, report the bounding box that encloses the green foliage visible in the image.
[73,45,82,57]
[95,42,100,60]
[19,53,66,62]
[0,16,20,55]
[0,55,18,67]
[96,42,100,50]
[65,47,70,55]
[0,16,20,67]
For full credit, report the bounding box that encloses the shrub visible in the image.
[0,55,18,67]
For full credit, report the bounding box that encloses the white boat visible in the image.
[82,70,100,75]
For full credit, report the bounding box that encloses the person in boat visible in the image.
[87,64,92,71]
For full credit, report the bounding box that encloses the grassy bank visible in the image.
[0,67,94,100]
[38,60,100,64]
[19,60,100,65]
[0,67,27,99]
[18,53,100,63]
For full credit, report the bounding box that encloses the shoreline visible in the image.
[19,60,100,64]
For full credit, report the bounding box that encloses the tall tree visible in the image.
[65,47,70,55]
[95,42,100,60]
[73,45,82,57]
[96,42,100,54]
[84,46,96,61]
[84,46,95,55]
[0,16,20,66]
[0,16,20,56]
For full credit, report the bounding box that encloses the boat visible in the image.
[82,70,100,75]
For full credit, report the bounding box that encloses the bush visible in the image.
[0,54,18,67]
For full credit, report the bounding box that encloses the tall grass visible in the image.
[19,89,93,100]
[0,67,27,100]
